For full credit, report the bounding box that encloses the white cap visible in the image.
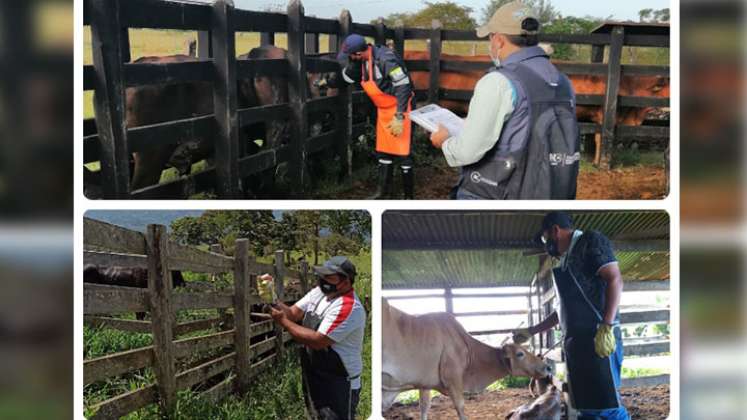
[476,1,540,38]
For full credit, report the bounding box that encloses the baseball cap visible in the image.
[337,34,367,60]
[313,256,357,282]
[533,211,574,245]
[476,1,540,38]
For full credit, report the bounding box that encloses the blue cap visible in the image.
[337,34,367,60]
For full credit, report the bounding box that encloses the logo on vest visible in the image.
[549,152,581,166]
[470,171,498,187]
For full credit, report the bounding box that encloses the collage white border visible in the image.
[73,1,680,418]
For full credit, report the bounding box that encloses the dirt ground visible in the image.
[384,385,670,420]
[337,162,667,200]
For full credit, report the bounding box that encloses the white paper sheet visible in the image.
[409,104,465,137]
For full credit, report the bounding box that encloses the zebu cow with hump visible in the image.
[382,299,553,420]
[404,51,670,165]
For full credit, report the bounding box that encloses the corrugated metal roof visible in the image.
[382,211,669,289]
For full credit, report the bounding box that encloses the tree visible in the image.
[639,8,669,23]
[481,0,559,26]
[296,211,323,265]
[170,210,278,256]
[320,233,362,257]
[543,15,601,60]
[638,8,653,23]
[379,1,476,30]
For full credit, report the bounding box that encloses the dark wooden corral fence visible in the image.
[83,0,668,199]
[83,217,311,419]
[400,20,670,169]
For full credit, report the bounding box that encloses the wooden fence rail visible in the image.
[83,218,303,419]
[83,0,669,198]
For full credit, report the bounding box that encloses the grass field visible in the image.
[84,248,372,419]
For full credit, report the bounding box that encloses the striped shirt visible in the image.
[295,286,366,389]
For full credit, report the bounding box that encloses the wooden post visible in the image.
[327,33,338,53]
[89,0,131,198]
[260,32,275,46]
[197,30,212,58]
[428,19,442,105]
[591,44,604,63]
[600,26,625,169]
[211,0,241,197]
[394,19,405,58]
[336,9,353,184]
[211,244,229,331]
[300,260,309,294]
[274,250,286,301]
[287,0,309,195]
[248,255,258,291]
[375,17,386,46]
[444,287,453,314]
[146,224,176,416]
[305,31,319,54]
[233,239,251,394]
[527,280,536,350]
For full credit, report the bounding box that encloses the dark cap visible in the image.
[313,256,357,281]
[534,211,574,244]
[337,34,367,60]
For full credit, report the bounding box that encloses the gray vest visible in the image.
[459,46,580,200]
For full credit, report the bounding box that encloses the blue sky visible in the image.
[230,0,670,23]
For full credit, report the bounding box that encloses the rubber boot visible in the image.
[368,159,394,199]
[401,165,414,199]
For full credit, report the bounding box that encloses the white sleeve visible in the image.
[293,287,319,312]
[318,295,363,342]
[441,72,515,167]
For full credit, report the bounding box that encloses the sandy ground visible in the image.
[338,162,668,200]
[384,385,670,420]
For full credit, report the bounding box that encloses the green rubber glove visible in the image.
[512,328,532,345]
[594,323,616,358]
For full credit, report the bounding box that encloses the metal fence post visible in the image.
[89,0,131,198]
[428,19,442,104]
[211,0,241,197]
[600,26,625,169]
[146,224,177,416]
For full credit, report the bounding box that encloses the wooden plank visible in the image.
[197,30,212,58]
[172,291,240,311]
[337,9,354,185]
[84,315,151,333]
[202,374,235,402]
[146,224,177,415]
[307,130,338,154]
[173,330,235,359]
[620,309,670,324]
[236,58,288,78]
[327,32,338,53]
[176,351,236,391]
[83,65,96,90]
[173,317,226,336]
[403,28,430,40]
[624,341,670,357]
[555,62,608,75]
[539,33,611,45]
[299,261,309,293]
[286,0,309,195]
[600,26,625,169]
[89,0,131,198]
[129,166,216,199]
[233,9,288,33]
[274,250,286,301]
[84,250,147,269]
[306,57,340,73]
[621,65,670,76]
[618,96,670,108]
[305,32,320,54]
[439,60,492,73]
[168,242,234,273]
[84,346,154,386]
[238,103,291,126]
[250,319,275,337]
[306,95,340,114]
[350,22,377,37]
[305,16,339,34]
[73,208,140,246]
[211,0,240,198]
[444,287,453,314]
[625,35,669,48]
[238,149,278,178]
[84,283,149,315]
[88,385,157,420]
[123,60,213,87]
[260,32,275,46]
[233,239,252,394]
[621,374,669,388]
[119,0,212,30]
[624,281,670,291]
[251,336,277,358]
[394,20,405,58]
[127,114,215,153]
[470,328,519,336]
[374,18,386,45]
[541,287,556,305]
[591,44,605,63]
[428,20,442,105]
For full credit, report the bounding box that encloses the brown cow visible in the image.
[404,51,669,165]
[506,384,563,420]
[382,299,553,420]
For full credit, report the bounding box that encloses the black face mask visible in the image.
[317,276,338,295]
[545,236,562,257]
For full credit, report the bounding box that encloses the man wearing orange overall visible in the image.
[337,34,414,199]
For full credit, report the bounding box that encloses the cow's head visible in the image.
[501,343,553,379]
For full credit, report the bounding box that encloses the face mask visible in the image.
[544,235,562,257]
[318,276,338,295]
